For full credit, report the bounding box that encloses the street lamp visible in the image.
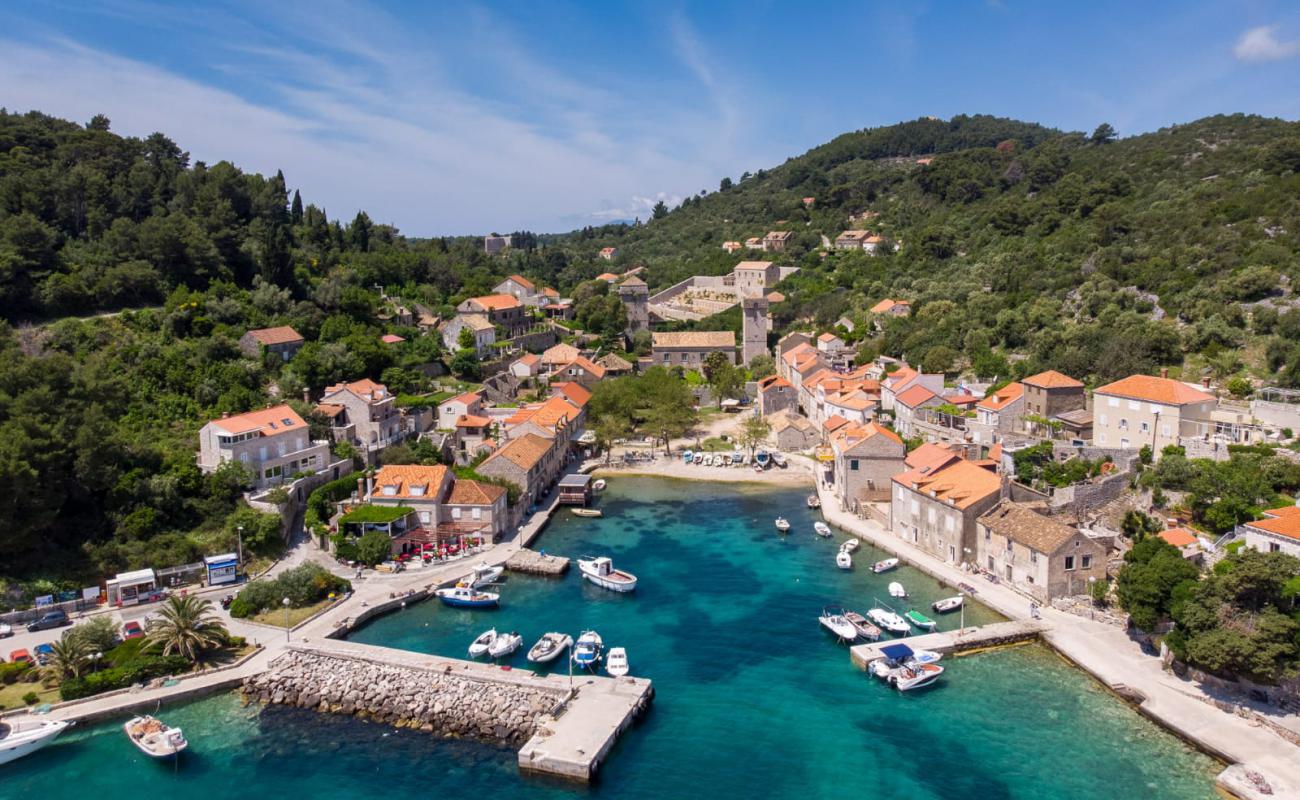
[236,526,245,568]
[283,597,291,642]
[92,651,102,673]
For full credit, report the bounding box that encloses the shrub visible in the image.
[230,562,351,618]
[1,661,31,684]
[59,653,190,700]
[228,595,254,619]
[22,691,39,705]
[305,471,362,532]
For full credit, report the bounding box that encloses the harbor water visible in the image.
[2,477,1219,799]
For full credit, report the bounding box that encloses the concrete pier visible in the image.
[849,620,1046,669]
[506,549,570,576]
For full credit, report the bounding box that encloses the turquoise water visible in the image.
[3,478,1218,799]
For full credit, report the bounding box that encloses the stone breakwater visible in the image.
[241,650,567,745]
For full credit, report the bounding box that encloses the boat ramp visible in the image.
[506,548,570,576]
[849,619,1046,669]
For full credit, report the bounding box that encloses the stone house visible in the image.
[440,314,495,356]
[368,464,454,530]
[1021,370,1086,422]
[484,234,512,255]
[552,356,606,387]
[970,382,1025,445]
[240,326,304,362]
[830,422,906,511]
[596,353,634,377]
[198,405,332,489]
[651,331,736,369]
[456,294,530,338]
[478,432,561,507]
[732,261,780,295]
[438,391,484,430]
[317,379,403,454]
[880,366,944,412]
[763,231,792,252]
[1235,505,1300,559]
[817,332,845,353]
[869,299,911,317]
[541,342,581,370]
[769,410,818,451]
[892,384,942,437]
[1092,373,1216,454]
[493,274,539,303]
[510,353,542,380]
[757,375,797,416]
[976,501,1108,601]
[835,230,871,250]
[442,479,509,539]
[891,458,1001,565]
[453,414,493,462]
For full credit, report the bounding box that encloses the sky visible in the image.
[2,1,1299,236]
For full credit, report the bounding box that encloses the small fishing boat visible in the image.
[693,452,704,464]
[755,450,770,469]
[868,642,942,682]
[904,610,937,631]
[891,663,944,692]
[487,631,523,658]
[435,586,500,608]
[836,550,852,570]
[813,521,832,537]
[818,607,858,641]
[572,508,604,518]
[458,562,503,589]
[572,631,603,668]
[605,646,629,677]
[871,558,899,574]
[592,479,607,492]
[0,717,72,766]
[806,494,821,509]
[682,450,694,464]
[774,517,791,533]
[468,628,497,658]
[932,596,964,614]
[840,539,860,554]
[888,581,907,598]
[868,607,911,635]
[124,715,187,759]
[772,452,787,468]
[844,610,881,641]
[527,632,573,664]
[702,454,713,467]
[578,556,638,592]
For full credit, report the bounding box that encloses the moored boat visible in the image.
[527,632,573,664]
[867,606,911,635]
[755,450,770,468]
[468,628,497,658]
[592,479,607,492]
[836,550,852,570]
[487,631,523,658]
[572,630,603,668]
[814,522,832,537]
[904,610,937,631]
[702,454,713,466]
[818,607,858,641]
[693,452,704,464]
[888,581,907,598]
[459,562,503,589]
[435,586,500,608]
[774,517,791,533]
[932,596,964,614]
[891,662,944,691]
[840,539,859,554]
[124,715,187,759]
[871,557,899,574]
[843,610,881,641]
[0,717,72,766]
[605,646,629,677]
[578,556,638,592]
[682,450,694,464]
[772,452,787,468]
[572,508,604,518]
[806,494,821,509]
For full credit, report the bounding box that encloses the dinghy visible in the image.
[774,517,791,533]
[806,494,821,509]
[682,450,694,464]
[693,452,704,464]
[840,539,859,554]
[814,522,832,537]
[844,610,881,641]
[124,715,187,759]
[888,581,907,598]
[871,558,899,574]
[772,453,787,468]
[468,628,497,658]
[487,631,523,658]
[435,586,500,608]
[527,632,573,664]
[0,717,72,766]
[572,631,603,669]
[702,454,713,467]
[932,596,964,614]
[867,607,911,635]
[836,550,853,570]
[592,479,607,492]
[571,508,604,518]
[904,610,938,631]
[605,647,629,677]
[755,451,770,469]
[578,556,638,592]
[818,607,858,641]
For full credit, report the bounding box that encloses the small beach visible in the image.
[594,450,818,487]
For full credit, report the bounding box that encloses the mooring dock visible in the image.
[505,548,570,576]
[849,620,1045,669]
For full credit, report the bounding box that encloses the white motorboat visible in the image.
[459,562,503,589]
[772,452,787,468]
[605,646,629,677]
[527,632,573,664]
[844,610,882,641]
[891,663,945,691]
[870,642,943,684]
[888,581,907,598]
[578,556,638,592]
[909,649,944,665]
[806,494,821,509]
[840,539,860,554]
[572,631,603,669]
[487,631,523,658]
[0,717,72,766]
[124,715,187,759]
[572,508,604,518]
[818,608,858,641]
[867,607,911,635]
[702,454,714,467]
[871,558,899,574]
[932,596,964,614]
[774,517,791,533]
[836,550,853,570]
[593,479,607,492]
[693,452,704,464]
[814,522,832,537]
[468,628,498,658]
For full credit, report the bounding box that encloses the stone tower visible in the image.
[617,277,649,339]
[741,294,770,365]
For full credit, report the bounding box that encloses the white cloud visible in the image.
[1233,25,1300,62]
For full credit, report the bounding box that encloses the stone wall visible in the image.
[241,649,568,745]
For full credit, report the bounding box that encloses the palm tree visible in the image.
[44,635,93,681]
[144,595,229,663]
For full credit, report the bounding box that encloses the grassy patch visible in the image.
[700,437,734,452]
[249,598,335,628]
[0,680,58,711]
[339,505,413,524]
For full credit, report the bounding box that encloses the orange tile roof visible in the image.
[759,375,792,391]
[905,442,959,471]
[456,414,491,428]
[210,404,307,437]
[1095,375,1214,406]
[447,391,482,407]
[504,274,535,290]
[465,294,523,311]
[1244,513,1300,541]
[518,353,540,366]
[482,432,553,471]
[828,390,875,411]
[977,382,1024,411]
[446,479,506,506]
[823,415,849,432]
[945,394,980,406]
[323,378,389,402]
[652,331,735,349]
[380,334,406,344]
[870,299,907,314]
[895,385,939,409]
[988,443,1003,461]
[542,343,581,364]
[372,464,449,500]
[766,291,785,303]
[543,287,559,297]
[883,366,918,389]
[558,356,606,379]
[1022,369,1084,389]
[314,403,345,418]
[551,382,592,407]
[1262,505,1300,519]
[833,421,903,449]
[1158,528,1200,548]
[735,260,775,271]
[893,458,1001,510]
[597,272,619,281]
[245,326,303,345]
[818,332,841,343]
[781,342,818,367]
[507,395,579,431]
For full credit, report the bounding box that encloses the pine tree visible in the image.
[290,189,304,225]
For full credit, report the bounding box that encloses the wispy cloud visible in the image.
[1233,25,1300,62]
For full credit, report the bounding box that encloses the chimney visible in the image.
[1201,376,1211,389]
[1166,518,1178,529]
[221,411,230,418]
[303,388,311,404]
[1159,367,1168,379]
[366,472,375,499]
[357,477,365,500]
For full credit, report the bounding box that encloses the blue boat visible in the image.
[572,630,603,669]
[434,586,499,609]
[755,450,770,468]
[682,450,694,464]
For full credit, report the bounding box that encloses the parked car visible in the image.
[121,621,145,640]
[26,610,70,632]
[9,649,32,664]
[34,643,54,665]
[0,622,12,638]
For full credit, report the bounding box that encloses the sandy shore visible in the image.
[594,452,817,487]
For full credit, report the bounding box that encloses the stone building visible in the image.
[890,458,1001,565]
[617,277,650,338]
[976,501,1108,602]
[240,326,304,362]
[197,405,331,489]
[829,422,907,510]
[651,331,736,368]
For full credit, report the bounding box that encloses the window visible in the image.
[1119,418,1128,430]
[472,507,482,520]
[1005,565,1013,581]
[1139,422,1149,433]
[850,459,859,471]
[1027,575,1034,585]
[382,486,397,496]
[1029,551,1037,564]
[1081,554,1092,569]
[1120,438,1130,449]
[1128,400,1140,411]
[927,507,936,524]
[1107,397,1119,408]
[1098,433,1107,444]
[452,508,462,520]
[1064,555,1076,571]
[1161,424,1171,437]
[419,511,431,524]
[1098,414,1107,425]
[987,556,995,571]
[1006,538,1013,553]
[1270,542,1280,553]
[984,527,990,541]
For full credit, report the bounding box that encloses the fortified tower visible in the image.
[741,294,770,365]
[617,277,649,339]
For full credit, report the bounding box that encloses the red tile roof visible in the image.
[372,464,450,500]
[893,458,1000,510]
[210,405,307,437]
[870,299,909,314]
[1244,512,1300,541]
[380,334,406,344]
[758,375,792,391]
[245,326,304,345]
[823,415,849,432]
[977,382,1024,411]
[895,385,939,409]
[446,479,506,506]
[465,294,523,311]
[1095,375,1214,406]
[456,414,491,428]
[482,432,553,471]
[1022,370,1084,389]
[905,442,959,471]
[1158,528,1200,548]
[504,274,535,290]
[551,382,591,407]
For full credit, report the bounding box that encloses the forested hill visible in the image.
[575,113,1300,385]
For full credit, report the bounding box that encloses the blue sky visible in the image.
[2,1,1299,236]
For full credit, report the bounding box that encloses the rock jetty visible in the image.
[241,649,567,745]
